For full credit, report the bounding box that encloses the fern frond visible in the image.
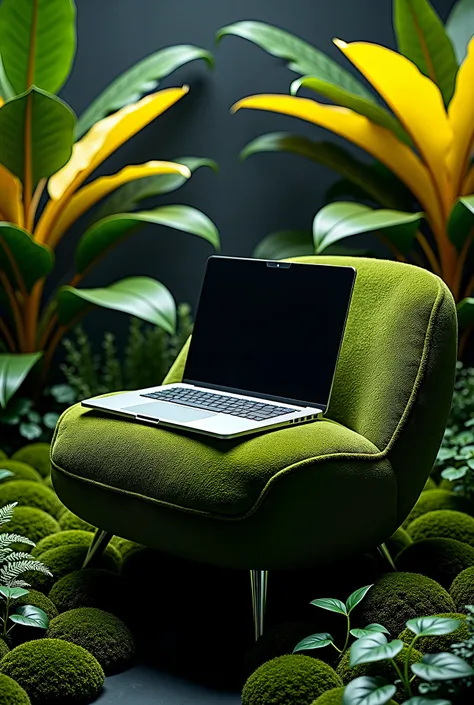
[8,580,30,589]
[0,503,17,527]
[0,560,52,585]
[6,552,36,562]
[0,534,35,549]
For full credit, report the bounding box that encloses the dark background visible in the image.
[57,0,456,336]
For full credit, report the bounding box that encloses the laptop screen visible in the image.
[183,256,355,408]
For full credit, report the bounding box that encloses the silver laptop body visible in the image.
[82,256,356,439]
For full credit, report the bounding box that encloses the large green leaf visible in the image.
[293,632,334,653]
[56,277,176,334]
[216,21,374,98]
[241,133,410,210]
[342,676,397,705]
[10,604,48,629]
[405,616,460,636]
[0,87,75,186]
[0,56,14,101]
[456,297,474,328]
[448,195,474,250]
[254,229,314,260]
[350,624,390,639]
[0,223,54,292]
[350,633,404,667]
[394,0,458,106]
[411,652,474,681]
[310,597,347,615]
[0,0,76,95]
[446,0,474,64]
[0,353,42,408]
[0,586,29,600]
[76,45,213,139]
[93,157,218,222]
[346,585,373,613]
[290,76,410,144]
[75,206,220,274]
[313,202,422,254]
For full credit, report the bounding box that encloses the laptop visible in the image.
[82,256,356,438]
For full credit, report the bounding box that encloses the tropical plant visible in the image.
[0,0,219,408]
[218,0,474,351]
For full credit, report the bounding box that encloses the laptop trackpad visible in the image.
[122,401,216,423]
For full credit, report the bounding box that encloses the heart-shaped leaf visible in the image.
[310,597,347,615]
[437,447,457,461]
[403,698,452,705]
[446,0,474,63]
[441,466,467,480]
[43,412,60,429]
[0,353,43,409]
[448,195,474,251]
[0,469,14,481]
[406,616,461,637]
[350,633,403,667]
[346,585,374,613]
[342,676,396,705]
[0,586,29,600]
[0,223,54,292]
[293,632,334,653]
[20,422,42,441]
[456,297,474,329]
[10,604,48,629]
[350,624,390,639]
[411,652,474,681]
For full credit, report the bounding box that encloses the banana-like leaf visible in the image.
[291,76,410,144]
[0,56,14,101]
[75,45,213,139]
[56,277,176,334]
[75,205,220,274]
[0,353,42,408]
[0,87,75,186]
[446,0,474,64]
[448,195,474,250]
[0,164,23,226]
[254,230,314,260]
[216,20,374,99]
[0,0,76,95]
[241,132,411,210]
[93,157,218,222]
[0,223,54,291]
[457,297,474,328]
[394,0,458,106]
[313,202,422,254]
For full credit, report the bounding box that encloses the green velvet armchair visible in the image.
[51,256,457,638]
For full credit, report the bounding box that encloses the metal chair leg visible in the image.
[250,569,268,641]
[82,529,113,569]
[377,542,397,571]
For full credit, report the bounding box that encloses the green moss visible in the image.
[0,673,30,704]
[0,481,62,518]
[46,607,135,675]
[58,509,95,532]
[242,655,342,705]
[11,444,51,478]
[424,477,437,491]
[450,566,474,612]
[48,569,126,615]
[0,450,7,460]
[396,538,474,589]
[110,536,141,561]
[0,507,59,545]
[386,527,412,558]
[403,490,474,527]
[13,590,58,622]
[0,461,41,484]
[311,687,397,705]
[0,638,104,704]
[355,572,455,635]
[0,639,9,659]
[31,530,95,558]
[42,475,53,489]
[398,612,468,654]
[27,544,121,592]
[407,510,474,546]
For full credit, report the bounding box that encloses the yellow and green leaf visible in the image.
[447,37,474,197]
[0,222,53,290]
[446,0,474,64]
[0,352,42,408]
[0,165,23,226]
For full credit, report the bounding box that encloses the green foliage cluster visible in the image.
[0,462,41,485]
[0,482,63,519]
[407,509,474,546]
[396,538,474,589]
[0,507,59,545]
[48,569,126,615]
[450,567,474,611]
[0,673,31,705]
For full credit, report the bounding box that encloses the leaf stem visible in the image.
[342,614,351,653]
[404,637,418,699]
[390,657,405,693]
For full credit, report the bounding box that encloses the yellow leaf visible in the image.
[39,161,191,249]
[448,38,474,196]
[232,94,444,235]
[48,87,189,202]
[334,40,453,215]
[0,97,4,108]
[0,163,23,227]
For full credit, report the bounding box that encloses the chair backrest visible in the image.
[164,256,457,522]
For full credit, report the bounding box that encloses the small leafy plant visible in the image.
[438,423,474,501]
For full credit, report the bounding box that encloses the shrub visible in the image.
[46,607,135,675]
[407,510,474,546]
[354,572,455,635]
[11,445,51,478]
[0,673,31,704]
[0,461,41,484]
[396,538,474,588]
[386,527,412,558]
[242,655,342,705]
[450,566,474,612]
[0,482,62,519]
[0,507,59,545]
[398,612,468,654]
[49,569,126,615]
[403,490,473,527]
[31,531,95,558]
[27,544,121,592]
[58,509,95,532]
[311,688,397,705]
[0,638,104,704]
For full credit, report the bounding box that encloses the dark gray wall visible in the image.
[58,0,456,328]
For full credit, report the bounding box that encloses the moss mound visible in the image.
[31,530,95,558]
[46,607,135,675]
[396,538,474,588]
[58,509,95,532]
[11,444,51,478]
[0,638,104,704]
[403,490,474,527]
[0,673,31,704]
[42,475,53,489]
[311,687,397,705]
[49,569,126,615]
[386,527,412,558]
[355,572,455,635]
[0,450,7,460]
[0,481,62,519]
[450,566,474,611]
[407,509,474,546]
[424,477,437,491]
[398,612,468,654]
[242,655,342,705]
[0,507,59,545]
[27,544,121,592]
[110,536,141,561]
[0,461,41,484]
[13,590,58,622]
[0,638,9,659]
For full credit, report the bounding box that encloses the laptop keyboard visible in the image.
[141,388,298,420]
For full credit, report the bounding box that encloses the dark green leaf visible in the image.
[467,458,474,469]
[437,447,457,461]
[350,633,404,667]
[0,586,29,600]
[406,616,461,636]
[56,277,176,334]
[411,652,474,681]
[342,676,396,705]
[0,469,14,481]
[43,412,60,429]
[442,466,467,480]
[0,353,42,408]
[216,21,374,99]
[0,87,75,186]
[346,585,373,613]
[446,0,474,64]
[0,56,14,101]
[19,422,42,440]
[49,384,76,404]
[253,229,314,260]
[448,195,474,251]
[27,410,41,424]
[310,597,347,615]
[10,605,48,629]
[0,223,54,292]
[456,297,474,328]
[293,632,334,653]
[394,0,458,106]
[75,46,213,139]
[350,624,390,639]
